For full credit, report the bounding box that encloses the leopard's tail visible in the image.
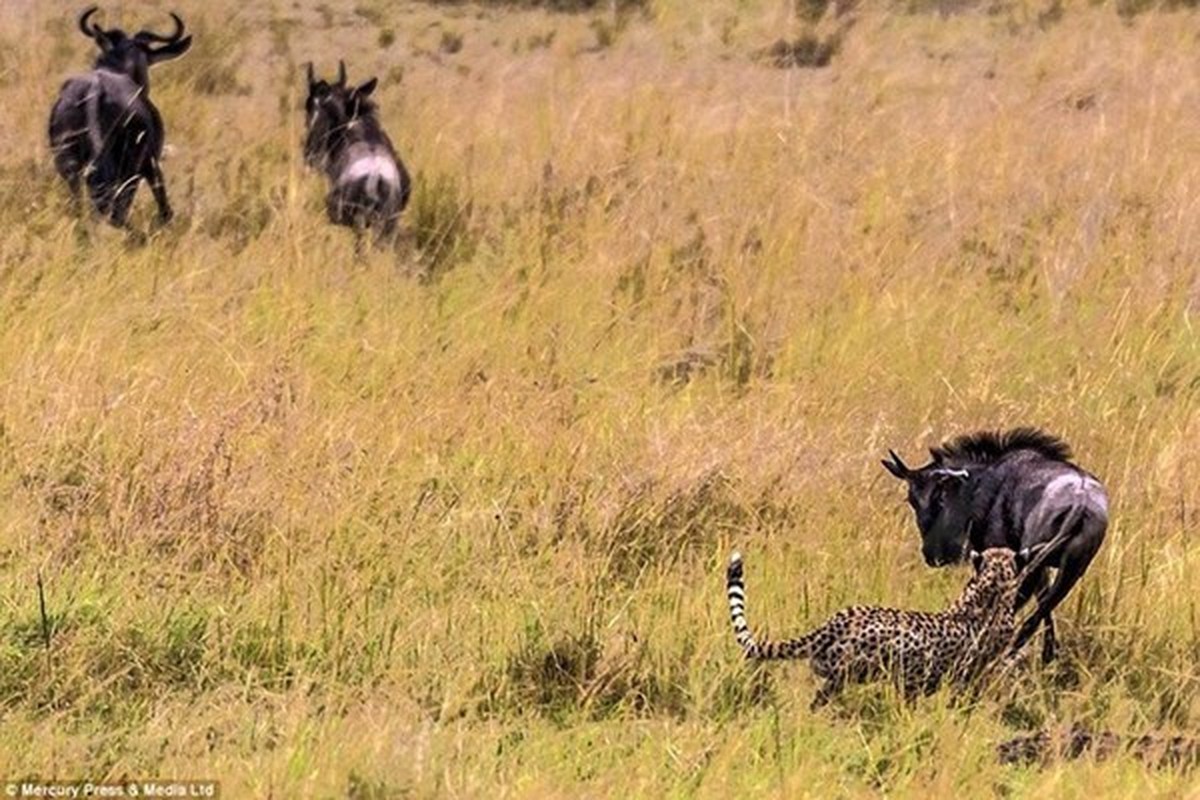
[727,552,821,660]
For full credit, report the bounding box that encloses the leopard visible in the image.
[726,547,1038,708]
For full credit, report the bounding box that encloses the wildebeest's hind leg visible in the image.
[326,191,353,228]
[378,215,398,242]
[62,170,86,217]
[1011,515,1105,662]
[1014,568,1057,664]
[145,159,173,224]
[107,175,141,228]
[53,148,91,218]
[51,136,85,213]
[372,215,402,252]
[1038,595,1057,663]
[49,95,90,217]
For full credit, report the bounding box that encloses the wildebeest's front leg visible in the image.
[145,158,173,223]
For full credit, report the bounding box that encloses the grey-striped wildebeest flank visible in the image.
[304,62,411,237]
[882,428,1108,663]
[48,6,192,226]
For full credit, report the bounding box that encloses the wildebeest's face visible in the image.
[882,449,971,566]
[304,61,379,168]
[79,6,192,88]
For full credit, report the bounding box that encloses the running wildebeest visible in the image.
[48,6,192,226]
[303,61,411,238]
[882,428,1108,663]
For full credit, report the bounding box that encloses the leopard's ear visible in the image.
[969,550,984,572]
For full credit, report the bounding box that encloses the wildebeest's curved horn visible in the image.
[881,449,912,479]
[306,62,315,87]
[336,60,347,86]
[79,6,103,39]
[136,11,186,44]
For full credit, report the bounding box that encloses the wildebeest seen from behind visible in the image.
[304,61,411,238]
[882,428,1108,663]
[48,6,192,226]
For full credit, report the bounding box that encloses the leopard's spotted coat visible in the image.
[726,548,1022,707]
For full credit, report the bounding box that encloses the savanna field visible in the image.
[0,0,1199,796]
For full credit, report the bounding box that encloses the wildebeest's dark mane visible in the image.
[931,427,1072,465]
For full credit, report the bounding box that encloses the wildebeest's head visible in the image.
[78,6,192,89]
[882,448,972,566]
[303,61,379,168]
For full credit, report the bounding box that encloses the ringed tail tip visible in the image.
[727,551,744,580]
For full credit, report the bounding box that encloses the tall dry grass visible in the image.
[0,0,1198,796]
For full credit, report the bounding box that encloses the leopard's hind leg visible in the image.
[811,677,844,709]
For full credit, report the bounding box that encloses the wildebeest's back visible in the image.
[969,452,1106,556]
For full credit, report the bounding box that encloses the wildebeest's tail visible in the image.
[727,552,821,660]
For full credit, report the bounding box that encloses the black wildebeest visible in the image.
[882,428,1108,663]
[48,6,192,227]
[303,61,411,238]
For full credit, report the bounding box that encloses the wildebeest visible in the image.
[882,428,1108,663]
[48,6,192,226]
[303,61,411,238]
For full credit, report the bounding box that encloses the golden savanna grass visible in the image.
[1,0,1198,796]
